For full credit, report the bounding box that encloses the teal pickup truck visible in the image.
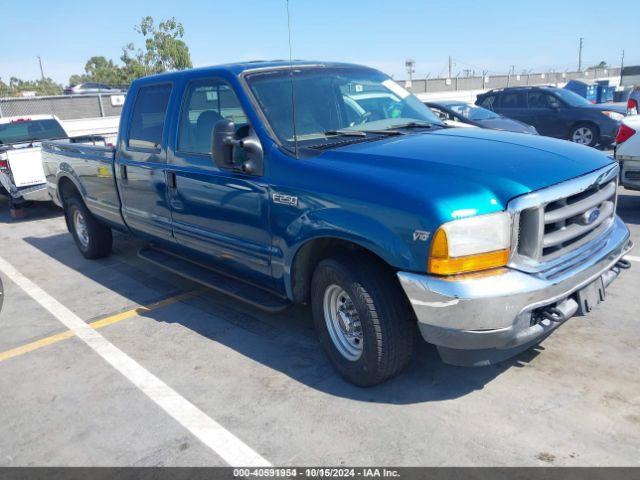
[42,61,633,386]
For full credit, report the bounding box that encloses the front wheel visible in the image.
[570,123,599,147]
[65,196,112,259]
[311,254,414,387]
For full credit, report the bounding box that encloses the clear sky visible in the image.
[1,0,638,85]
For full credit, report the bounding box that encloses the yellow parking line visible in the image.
[0,289,201,363]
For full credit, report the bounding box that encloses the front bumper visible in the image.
[619,157,640,191]
[397,216,633,366]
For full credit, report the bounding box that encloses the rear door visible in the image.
[116,83,175,242]
[496,90,531,124]
[166,78,273,287]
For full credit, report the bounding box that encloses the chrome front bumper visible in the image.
[397,216,633,365]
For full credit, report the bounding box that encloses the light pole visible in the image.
[405,59,415,85]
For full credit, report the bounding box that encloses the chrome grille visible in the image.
[509,165,619,272]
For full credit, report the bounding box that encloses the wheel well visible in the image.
[58,177,80,203]
[290,238,396,305]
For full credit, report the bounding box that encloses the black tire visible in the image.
[64,196,112,259]
[311,253,414,387]
[569,123,599,148]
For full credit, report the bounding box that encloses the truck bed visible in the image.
[42,140,125,228]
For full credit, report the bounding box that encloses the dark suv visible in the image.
[476,86,626,148]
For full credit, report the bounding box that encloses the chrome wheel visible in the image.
[73,210,89,248]
[322,285,363,361]
[572,126,594,145]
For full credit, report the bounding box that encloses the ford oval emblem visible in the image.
[581,207,600,225]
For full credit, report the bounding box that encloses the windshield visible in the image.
[447,103,499,121]
[0,118,66,145]
[552,88,592,107]
[245,67,443,148]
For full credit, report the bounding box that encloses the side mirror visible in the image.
[212,119,236,167]
[211,119,264,176]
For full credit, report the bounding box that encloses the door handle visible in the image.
[120,164,127,181]
[167,171,177,189]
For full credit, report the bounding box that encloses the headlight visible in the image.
[601,111,625,122]
[428,212,512,275]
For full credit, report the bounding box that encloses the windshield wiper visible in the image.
[323,130,367,137]
[388,121,437,130]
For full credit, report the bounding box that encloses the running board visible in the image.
[138,246,290,313]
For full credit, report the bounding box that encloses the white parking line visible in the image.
[0,256,270,467]
[625,255,640,263]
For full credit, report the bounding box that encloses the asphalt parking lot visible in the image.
[0,188,639,467]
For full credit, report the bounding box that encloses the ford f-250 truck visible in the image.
[42,61,633,386]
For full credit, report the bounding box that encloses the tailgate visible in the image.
[7,147,46,187]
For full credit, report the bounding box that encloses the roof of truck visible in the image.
[0,114,58,125]
[131,60,373,84]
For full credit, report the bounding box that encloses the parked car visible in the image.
[615,116,640,191]
[42,61,632,386]
[626,87,640,116]
[426,100,537,134]
[476,86,626,148]
[0,115,109,207]
[64,83,123,95]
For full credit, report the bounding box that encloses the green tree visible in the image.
[121,16,192,77]
[68,16,192,87]
[589,61,608,70]
[3,77,63,96]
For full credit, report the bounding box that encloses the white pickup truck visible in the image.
[0,115,112,206]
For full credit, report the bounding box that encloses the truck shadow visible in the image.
[24,232,543,405]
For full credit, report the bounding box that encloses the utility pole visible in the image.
[578,37,583,72]
[621,49,625,72]
[448,56,452,78]
[36,56,45,81]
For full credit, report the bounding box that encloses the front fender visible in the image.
[277,207,418,299]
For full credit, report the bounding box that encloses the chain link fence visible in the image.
[0,93,125,120]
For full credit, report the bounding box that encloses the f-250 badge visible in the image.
[413,230,430,242]
[272,193,298,207]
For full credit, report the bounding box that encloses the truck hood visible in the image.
[318,127,613,210]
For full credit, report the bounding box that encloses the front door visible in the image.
[526,91,568,138]
[167,79,273,287]
[116,83,174,243]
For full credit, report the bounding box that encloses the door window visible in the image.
[178,81,248,155]
[478,94,496,110]
[501,91,527,108]
[128,84,172,150]
[528,91,560,109]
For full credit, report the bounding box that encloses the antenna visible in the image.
[286,0,298,157]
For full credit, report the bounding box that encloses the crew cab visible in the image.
[0,115,108,207]
[42,61,633,386]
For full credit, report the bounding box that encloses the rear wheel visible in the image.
[570,123,599,147]
[311,253,414,387]
[65,196,112,259]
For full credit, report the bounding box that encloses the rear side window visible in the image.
[501,91,527,108]
[128,84,172,150]
[178,80,248,154]
[478,94,496,111]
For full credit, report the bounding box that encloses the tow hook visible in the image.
[541,307,567,323]
[616,258,631,270]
